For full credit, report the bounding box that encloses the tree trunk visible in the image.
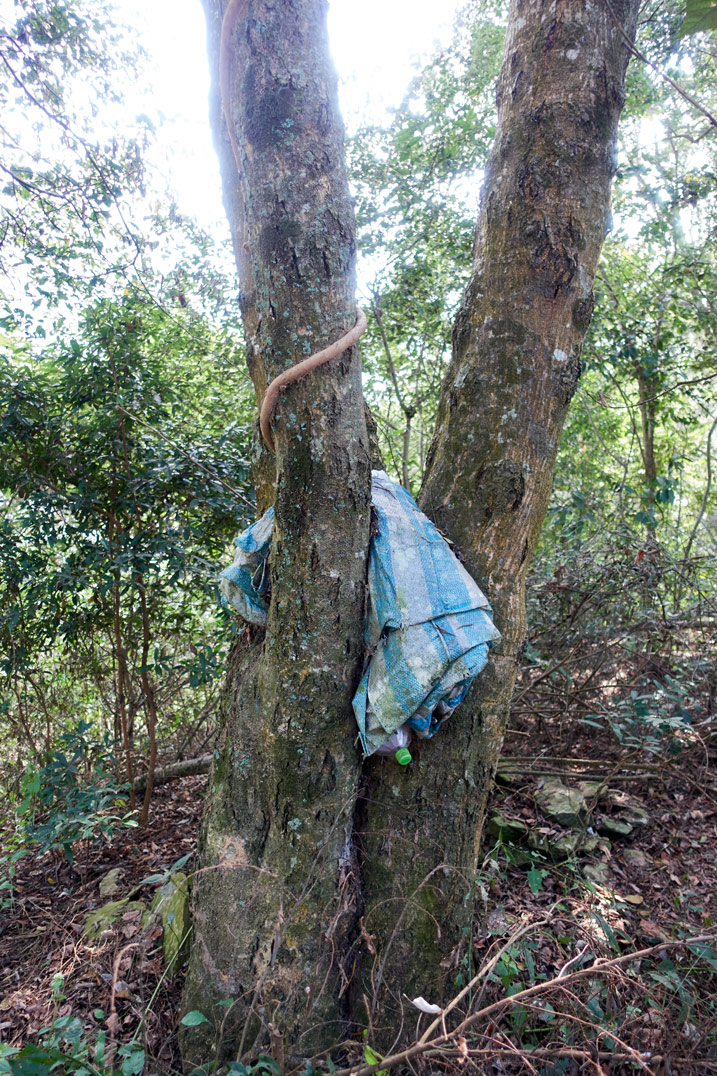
[181,0,371,1067]
[636,361,659,524]
[355,0,641,1044]
[183,0,642,1066]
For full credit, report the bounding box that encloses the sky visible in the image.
[119,0,464,234]
[116,0,697,249]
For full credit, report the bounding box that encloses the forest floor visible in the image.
[1,691,717,1074]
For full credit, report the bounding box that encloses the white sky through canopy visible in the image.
[117,0,463,232]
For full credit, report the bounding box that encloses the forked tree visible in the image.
[182,0,641,1065]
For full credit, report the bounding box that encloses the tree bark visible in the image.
[183,0,642,1066]
[355,0,641,1045]
[635,361,659,524]
[181,0,371,1066]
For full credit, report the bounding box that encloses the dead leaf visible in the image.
[618,893,643,906]
[439,942,461,970]
[358,916,376,956]
[640,920,666,940]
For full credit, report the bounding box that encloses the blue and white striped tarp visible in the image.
[219,507,274,625]
[220,470,500,755]
[354,470,500,754]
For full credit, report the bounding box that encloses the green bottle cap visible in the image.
[395,748,412,766]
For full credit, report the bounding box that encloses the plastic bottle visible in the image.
[376,724,412,765]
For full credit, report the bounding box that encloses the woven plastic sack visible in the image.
[220,471,500,754]
[353,471,500,754]
[219,507,274,625]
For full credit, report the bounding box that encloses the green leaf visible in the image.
[527,865,546,895]
[677,0,717,36]
[688,941,717,972]
[593,913,621,954]
[254,1059,280,1075]
[120,1047,145,1076]
[180,1011,209,1027]
[7,1044,65,1075]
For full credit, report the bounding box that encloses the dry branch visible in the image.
[326,935,716,1076]
[132,754,212,793]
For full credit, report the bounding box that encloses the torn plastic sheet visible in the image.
[219,506,274,625]
[354,470,500,754]
[219,470,500,755]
